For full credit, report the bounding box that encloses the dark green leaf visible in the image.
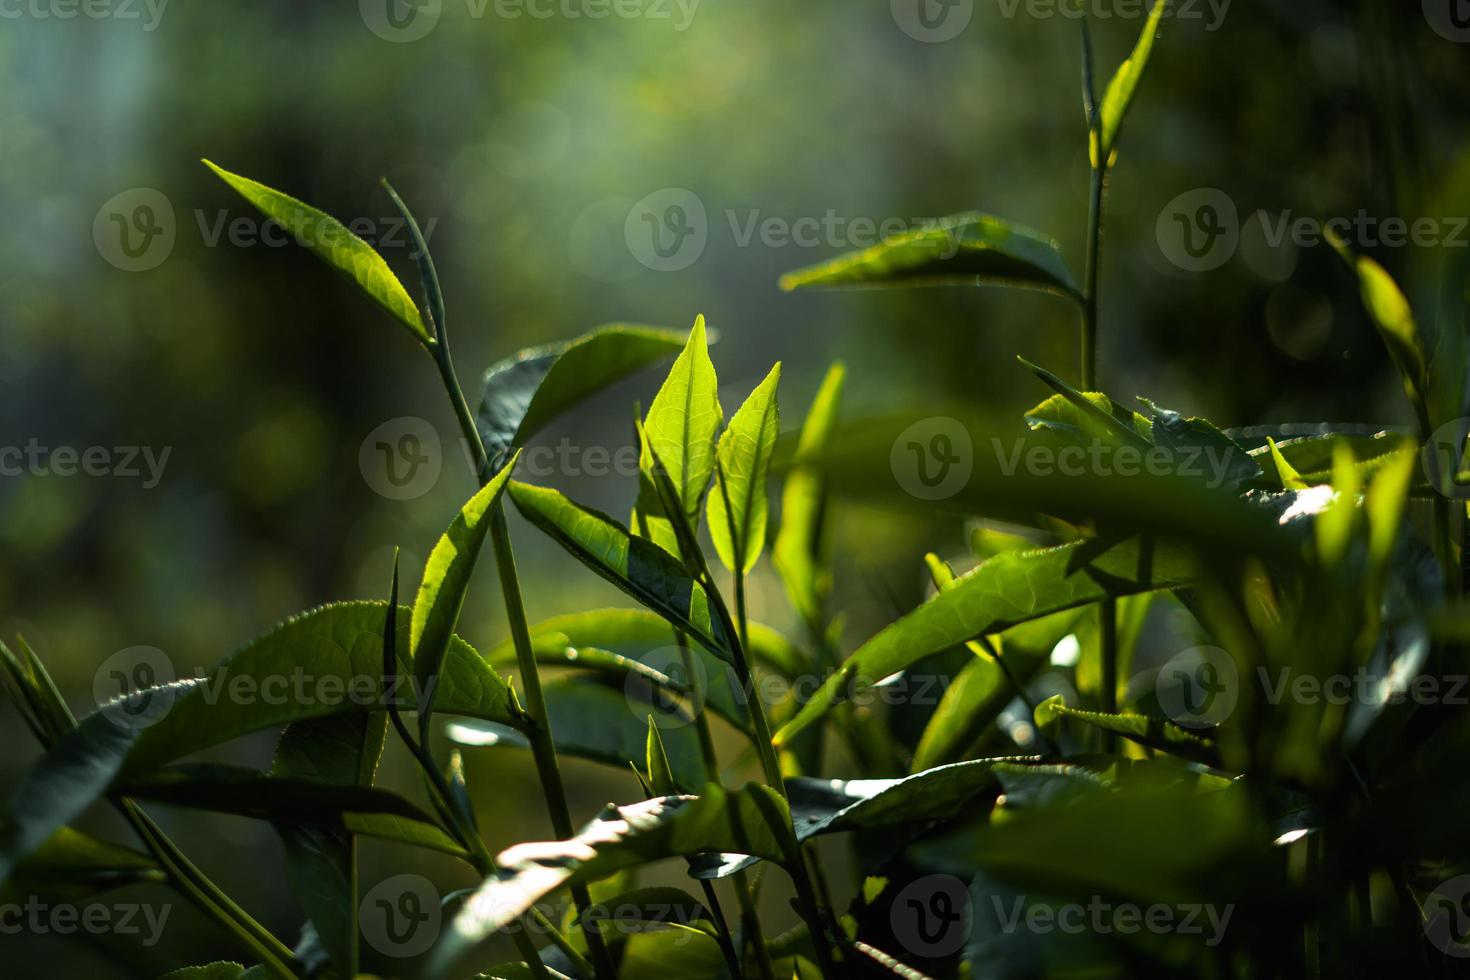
[477,325,687,469]
[412,454,519,706]
[509,482,732,663]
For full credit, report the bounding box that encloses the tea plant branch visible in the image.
[383,182,615,979]
[1079,19,1119,748]
[713,463,840,976]
[672,630,755,980]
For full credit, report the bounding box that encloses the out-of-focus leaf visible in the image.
[1330,233,1429,422]
[916,781,1260,906]
[1,827,162,902]
[431,784,795,977]
[780,212,1079,299]
[708,363,782,574]
[1090,0,1167,169]
[1034,697,1220,767]
[447,676,707,792]
[0,680,198,882]
[477,326,687,469]
[615,924,726,979]
[632,316,723,557]
[412,455,518,705]
[1251,431,1415,493]
[202,160,430,344]
[774,364,845,631]
[509,482,732,663]
[774,537,1196,746]
[123,602,523,775]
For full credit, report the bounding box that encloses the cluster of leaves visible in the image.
[7,5,1470,979]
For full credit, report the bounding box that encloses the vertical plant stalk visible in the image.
[383,182,614,979]
[1079,21,1120,749]
[673,631,770,975]
[674,631,755,980]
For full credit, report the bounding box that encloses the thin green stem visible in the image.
[731,571,838,975]
[120,801,301,979]
[412,256,613,978]
[674,632,750,980]
[1078,18,1119,749]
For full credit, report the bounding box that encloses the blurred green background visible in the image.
[2,0,1468,975]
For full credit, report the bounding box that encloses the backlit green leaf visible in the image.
[1091,0,1167,169]
[509,482,732,663]
[412,454,518,704]
[774,363,845,631]
[780,212,1079,299]
[708,363,782,574]
[774,537,1196,746]
[633,316,723,557]
[202,160,430,345]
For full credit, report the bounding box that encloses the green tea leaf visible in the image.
[1329,233,1428,423]
[477,326,687,469]
[633,316,723,557]
[124,602,523,776]
[1034,697,1220,767]
[774,363,845,631]
[692,757,1014,880]
[2,827,162,901]
[431,783,795,977]
[1091,0,1168,169]
[1265,437,1310,491]
[201,160,430,345]
[412,454,518,706]
[708,363,782,574]
[509,482,732,662]
[774,537,1196,746]
[911,611,1082,771]
[780,212,1080,299]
